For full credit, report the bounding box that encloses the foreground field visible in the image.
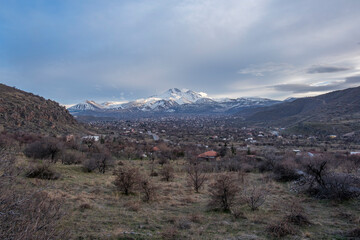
[22,159,359,240]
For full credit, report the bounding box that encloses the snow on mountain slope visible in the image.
[67,88,282,115]
[147,88,208,105]
[68,100,104,112]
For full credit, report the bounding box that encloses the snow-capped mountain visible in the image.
[153,88,208,104]
[68,100,104,112]
[67,88,282,116]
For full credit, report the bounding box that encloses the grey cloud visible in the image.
[1,0,360,103]
[272,83,341,93]
[307,65,350,74]
[272,74,360,94]
[345,75,360,84]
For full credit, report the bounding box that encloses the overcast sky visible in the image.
[1,0,360,104]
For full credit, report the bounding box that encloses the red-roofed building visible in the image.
[197,150,220,161]
[152,146,160,152]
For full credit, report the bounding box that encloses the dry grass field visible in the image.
[15,158,359,240]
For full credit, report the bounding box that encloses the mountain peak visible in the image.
[168,88,181,93]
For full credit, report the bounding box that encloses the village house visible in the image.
[197,150,220,161]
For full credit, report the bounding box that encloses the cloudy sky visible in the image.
[1,0,360,104]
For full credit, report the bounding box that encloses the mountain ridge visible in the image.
[240,86,360,135]
[68,88,281,117]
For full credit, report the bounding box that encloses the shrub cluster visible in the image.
[25,163,60,180]
[113,164,158,202]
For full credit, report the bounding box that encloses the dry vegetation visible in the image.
[1,121,360,239]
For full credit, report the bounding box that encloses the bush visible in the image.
[284,213,311,226]
[139,177,158,202]
[161,226,179,240]
[283,201,311,226]
[82,158,97,173]
[160,164,174,181]
[24,139,61,162]
[242,185,267,211]
[299,157,360,201]
[208,173,239,212]
[315,174,360,201]
[61,150,83,165]
[25,163,60,180]
[266,221,296,238]
[91,152,114,174]
[273,160,301,182]
[82,152,114,174]
[0,184,66,239]
[113,165,141,195]
[186,163,207,193]
[230,206,246,220]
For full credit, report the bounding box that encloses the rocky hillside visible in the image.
[0,84,83,134]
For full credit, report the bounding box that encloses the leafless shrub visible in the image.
[266,221,296,238]
[161,226,179,240]
[189,213,203,223]
[304,157,328,189]
[319,174,360,201]
[25,163,60,180]
[230,206,246,220]
[0,183,66,239]
[158,155,169,165]
[237,170,247,185]
[82,152,114,174]
[82,158,97,172]
[208,173,239,212]
[257,147,282,172]
[123,201,141,212]
[139,177,158,202]
[272,158,301,182]
[242,185,267,211]
[24,139,62,162]
[283,201,311,226]
[160,164,174,181]
[298,157,360,201]
[61,150,83,165]
[176,218,192,230]
[149,158,158,176]
[186,163,207,193]
[92,152,114,173]
[113,165,141,195]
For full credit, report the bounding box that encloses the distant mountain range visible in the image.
[68,88,281,117]
[1,82,360,136]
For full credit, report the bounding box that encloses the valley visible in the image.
[1,84,360,239]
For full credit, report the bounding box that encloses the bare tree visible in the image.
[186,163,207,193]
[160,164,174,181]
[94,152,114,174]
[242,185,267,211]
[113,165,140,195]
[208,173,239,211]
[304,158,328,188]
[139,177,158,202]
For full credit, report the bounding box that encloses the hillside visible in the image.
[0,83,83,134]
[243,86,360,135]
